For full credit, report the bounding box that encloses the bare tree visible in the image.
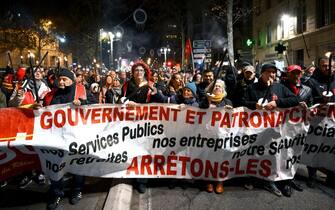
[227,0,234,65]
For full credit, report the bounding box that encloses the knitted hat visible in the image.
[184,82,197,97]
[261,63,277,73]
[59,68,75,81]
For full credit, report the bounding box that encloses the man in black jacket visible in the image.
[242,63,299,111]
[280,64,311,196]
[304,58,335,188]
[304,58,335,103]
[282,64,313,107]
[242,63,299,197]
[47,69,86,210]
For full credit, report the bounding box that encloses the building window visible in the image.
[295,49,304,67]
[296,0,307,33]
[266,24,272,44]
[265,0,271,9]
[316,0,335,28]
[257,30,261,47]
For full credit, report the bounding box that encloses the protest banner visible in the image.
[3,103,334,181]
[301,104,335,172]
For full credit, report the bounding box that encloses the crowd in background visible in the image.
[0,58,334,210]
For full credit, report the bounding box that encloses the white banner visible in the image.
[30,103,311,181]
[301,104,335,172]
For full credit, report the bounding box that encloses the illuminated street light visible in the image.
[160,47,171,68]
[281,14,290,22]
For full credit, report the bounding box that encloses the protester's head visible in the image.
[183,82,197,99]
[193,73,202,84]
[202,69,214,85]
[119,70,127,80]
[260,63,277,85]
[131,61,151,82]
[212,79,227,97]
[304,65,316,76]
[58,68,75,89]
[113,77,121,88]
[151,70,159,83]
[34,68,44,81]
[242,65,256,81]
[108,70,117,79]
[75,70,84,83]
[105,75,113,86]
[169,73,183,92]
[319,58,334,76]
[287,64,303,84]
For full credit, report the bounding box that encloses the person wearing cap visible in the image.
[242,63,299,111]
[155,81,199,107]
[45,68,87,210]
[282,65,313,108]
[232,64,258,107]
[8,67,50,108]
[241,62,299,197]
[278,64,312,196]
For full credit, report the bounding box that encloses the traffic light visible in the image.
[275,43,287,54]
[167,61,172,67]
[246,38,254,47]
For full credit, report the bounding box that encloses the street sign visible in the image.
[193,53,206,58]
[193,40,211,49]
[193,48,212,53]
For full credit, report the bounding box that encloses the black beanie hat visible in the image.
[59,68,75,81]
[261,63,277,73]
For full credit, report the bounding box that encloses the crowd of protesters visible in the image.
[0,58,334,210]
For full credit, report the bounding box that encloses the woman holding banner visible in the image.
[119,61,160,193]
[202,79,233,194]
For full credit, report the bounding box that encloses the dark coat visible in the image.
[304,69,335,103]
[282,81,313,106]
[121,78,160,103]
[241,80,299,110]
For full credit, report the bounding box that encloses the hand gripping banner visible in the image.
[1,103,334,181]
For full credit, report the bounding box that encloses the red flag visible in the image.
[184,38,192,64]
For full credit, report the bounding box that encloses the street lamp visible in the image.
[160,47,171,68]
[100,28,123,69]
[108,31,123,69]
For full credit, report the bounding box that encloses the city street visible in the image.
[1,166,334,210]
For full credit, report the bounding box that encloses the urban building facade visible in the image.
[252,0,335,68]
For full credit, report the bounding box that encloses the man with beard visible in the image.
[232,64,258,107]
[45,68,86,210]
[304,57,335,188]
[197,69,214,105]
